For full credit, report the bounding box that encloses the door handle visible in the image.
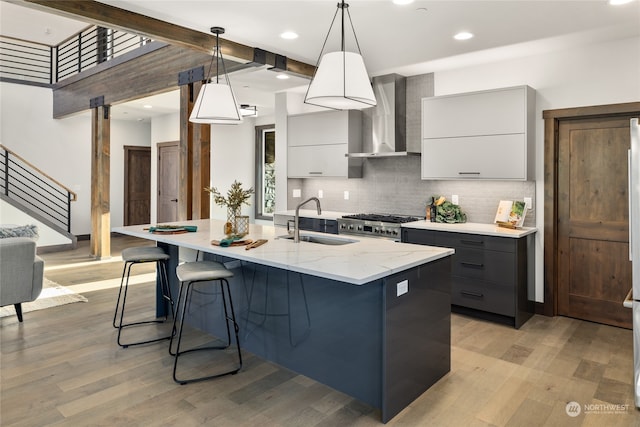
[170,199,178,202]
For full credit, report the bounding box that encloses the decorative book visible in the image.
[494,200,527,229]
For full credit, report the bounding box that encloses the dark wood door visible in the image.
[557,116,632,328]
[157,141,179,223]
[123,146,150,226]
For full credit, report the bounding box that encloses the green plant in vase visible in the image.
[205,180,254,237]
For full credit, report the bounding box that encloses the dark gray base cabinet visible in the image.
[402,228,534,329]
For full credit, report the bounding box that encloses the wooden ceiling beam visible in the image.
[8,0,315,78]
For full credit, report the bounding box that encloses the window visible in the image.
[255,124,276,219]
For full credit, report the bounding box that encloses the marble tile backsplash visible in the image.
[287,156,536,227]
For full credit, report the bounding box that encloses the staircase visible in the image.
[0,144,77,252]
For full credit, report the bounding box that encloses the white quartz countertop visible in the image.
[273,210,353,220]
[113,219,453,285]
[401,220,537,238]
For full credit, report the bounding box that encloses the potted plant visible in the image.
[205,180,254,236]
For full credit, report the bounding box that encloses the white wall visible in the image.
[432,36,640,302]
[0,82,151,235]
[210,118,257,222]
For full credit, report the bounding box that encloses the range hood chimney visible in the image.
[348,73,419,158]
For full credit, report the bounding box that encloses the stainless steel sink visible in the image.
[277,234,357,246]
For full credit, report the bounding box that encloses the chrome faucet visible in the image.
[294,197,322,243]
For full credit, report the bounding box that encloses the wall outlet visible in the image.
[318,189,323,198]
[344,190,349,200]
[292,189,301,198]
[524,197,533,210]
[452,194,459,205]
[396,280,409,297]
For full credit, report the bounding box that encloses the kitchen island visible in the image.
[113,219,453,423]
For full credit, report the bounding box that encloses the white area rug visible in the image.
[0,278,88,320]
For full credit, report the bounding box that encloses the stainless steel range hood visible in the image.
[348,73,420,158]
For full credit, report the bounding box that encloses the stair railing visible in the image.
[0,144,77,232]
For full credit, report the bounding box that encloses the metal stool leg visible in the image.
[115,258,175,348]
[172,278,242,385]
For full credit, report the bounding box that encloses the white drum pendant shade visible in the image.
[305,51,376,110]
[189,82,242,124]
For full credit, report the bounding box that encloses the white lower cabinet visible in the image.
[288,144,352,178]
[421,134,526,180]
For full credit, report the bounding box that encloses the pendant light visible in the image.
[304,1,376,110]
[189,26,242,124]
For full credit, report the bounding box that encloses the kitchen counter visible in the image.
[113,219,453,423]
[114,219,453,285]
[402,220,537,238]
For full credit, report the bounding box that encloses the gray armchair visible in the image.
[0,237,44,322]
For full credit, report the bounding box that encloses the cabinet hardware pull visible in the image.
[170,199,178,202]
[460,239,484,245]
[458,172,481,175]
[461,262,484,268]
[461,290,484,298]
[309,171,323,175]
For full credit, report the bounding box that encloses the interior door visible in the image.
[123,146,151,226]
[157,141,179,223]
[557,116,633,328]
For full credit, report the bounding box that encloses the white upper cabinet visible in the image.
[421,85,535,180]
[287,110,362,178]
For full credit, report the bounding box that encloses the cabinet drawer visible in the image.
[428,231,516,253]
[452,248,515,284]
[451,277,515,317]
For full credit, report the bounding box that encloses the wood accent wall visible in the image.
[90,105,111,259]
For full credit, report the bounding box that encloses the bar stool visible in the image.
[244,265,311,347]
[113,246,175,348]
[170,261,242,385]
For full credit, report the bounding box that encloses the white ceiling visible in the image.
[2,0,639,120]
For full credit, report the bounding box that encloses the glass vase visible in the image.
[226,207,241,235]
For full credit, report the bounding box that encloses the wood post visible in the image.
[90,104,111,258]
[178,80,211,221]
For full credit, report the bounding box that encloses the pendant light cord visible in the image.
[215,30,220,84]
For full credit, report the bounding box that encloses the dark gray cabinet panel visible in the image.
[402,228,534,328]
[298,218,338,234]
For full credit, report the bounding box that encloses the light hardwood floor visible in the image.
[1,236,638,426]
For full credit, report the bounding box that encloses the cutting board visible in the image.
[211,239,253,247]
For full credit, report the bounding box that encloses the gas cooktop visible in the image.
[338,214,423,239]
[341,214,422,224]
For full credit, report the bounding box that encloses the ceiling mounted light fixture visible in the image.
[239,104,258,117]
[189,26,242,124]
[304,0,376,110]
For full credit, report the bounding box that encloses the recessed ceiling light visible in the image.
[393,0,415,4]
[454,32,474,41]
[609,0,634,5]
[143,104,152,109]
[280,31,298,40]
[276,74,290,80]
